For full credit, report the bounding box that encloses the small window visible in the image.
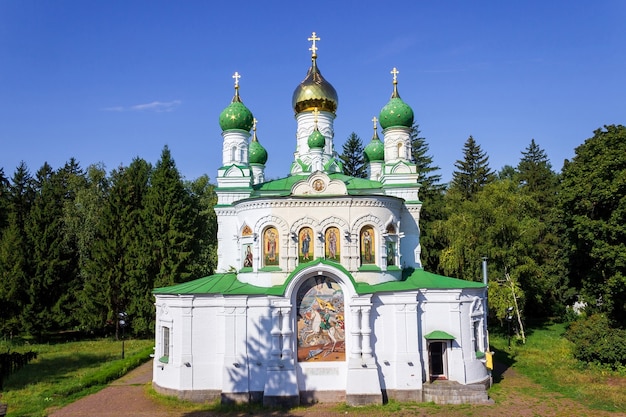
[160,326,170,363]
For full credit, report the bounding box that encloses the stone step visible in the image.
[422,381,493,405]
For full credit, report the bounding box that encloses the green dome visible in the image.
[308,128,326,149]
[364,136,384,162]
[379,97,414,129]
[219,101,254,132]
[249,136,268,165]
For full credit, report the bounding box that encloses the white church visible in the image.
[153,33,491,407]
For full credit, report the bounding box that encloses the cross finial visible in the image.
[372,116,378,131]
[312,107,320,126]
[308,32,320,58]
[232,71,241,88]
[390,67,399,84]
[253,118,257,132]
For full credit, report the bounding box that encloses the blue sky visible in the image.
[1,1,625,184]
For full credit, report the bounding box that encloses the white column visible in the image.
[350,306,362,359]
[280,306,293,360]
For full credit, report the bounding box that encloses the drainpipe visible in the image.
[482,257,493,384]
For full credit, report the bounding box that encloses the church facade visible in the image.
[152,33,491,406]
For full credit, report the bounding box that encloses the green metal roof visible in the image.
[153,261,484,296]
[253,173,384,196]
[424,330,456,340]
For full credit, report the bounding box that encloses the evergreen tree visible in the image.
[185,174,218,279]
[0,163,34,335]
[140,146,199,333]
[0,167,9,231]
[83,158,151,337]
[410,124,443,193]
[450,136,495,200]
[409,124,446,272]
[518,139,557,204]
[23,162,80,336]
[340,132,366,178]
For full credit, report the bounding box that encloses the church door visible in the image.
[428,341,447,380]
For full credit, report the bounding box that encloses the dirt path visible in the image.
[48,361,624,417]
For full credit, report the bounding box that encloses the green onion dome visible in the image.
[219,79,254,132]
[307,127,326,149]
[292,57,338,114]
[364,130,384,162]
[378,69,414,129]
[249,129,268,165]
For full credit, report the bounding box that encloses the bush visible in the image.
[565,313,626,368]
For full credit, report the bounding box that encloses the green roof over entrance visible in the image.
[153,262,485,296]
[424,330,456,340]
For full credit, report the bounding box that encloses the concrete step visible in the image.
[423,381,493,405]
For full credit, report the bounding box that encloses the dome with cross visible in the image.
[379,68,414,129]
[219,72,255,132]
[292,32,338,114]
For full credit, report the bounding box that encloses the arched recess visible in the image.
[285,263,358,363]
[255,215,289,268]
[352,214,384,266]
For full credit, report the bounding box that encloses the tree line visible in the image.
[341,125,626,367]
[1,125,625,365]
[0,146,216,339]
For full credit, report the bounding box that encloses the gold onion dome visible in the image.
[249,120,268,165]
[364,117,385,162]
[379,67,414,129]
[219,72,254,132]
[292,32,338,114]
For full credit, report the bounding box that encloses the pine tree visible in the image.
[340,132,366,178]
[83,158,151,337]
[450,136,495,200]
[518,139,557,202]
[185,174,218,279]
[23,162,79,336]
[409,124,445,272]
[0,163,34,335]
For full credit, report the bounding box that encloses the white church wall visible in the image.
[190,298,226,390]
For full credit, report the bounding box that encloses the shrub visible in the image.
[565,313,626,368]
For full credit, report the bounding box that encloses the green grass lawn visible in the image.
[489,321,626,412]
[0,338,153,417]
[1,323,624,417]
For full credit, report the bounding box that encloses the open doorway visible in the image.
[428,341,447,381]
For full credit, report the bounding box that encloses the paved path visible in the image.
[48,362,180,417]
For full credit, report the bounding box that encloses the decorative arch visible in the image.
[255,215,288,268]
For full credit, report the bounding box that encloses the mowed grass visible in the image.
[490,321,626,412]
[0,338,153,417]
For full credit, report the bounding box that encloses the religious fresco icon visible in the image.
[263,227,279,266]
[242,244,253,268]
[296,276,345,362]
[299,227,313,262]
[325,227,340,261]
[360,226,375,264]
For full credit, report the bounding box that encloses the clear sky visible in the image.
[2,1,625,184]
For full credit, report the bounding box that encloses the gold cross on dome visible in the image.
[312,107,320,125]
[308,32,320,57]
[372,116,378,131]
[232,71,241,88]
[390,67,399,84]
[253,118,258,132]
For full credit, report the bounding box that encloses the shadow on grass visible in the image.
[4,352,107,390]
[491,345,516,385]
